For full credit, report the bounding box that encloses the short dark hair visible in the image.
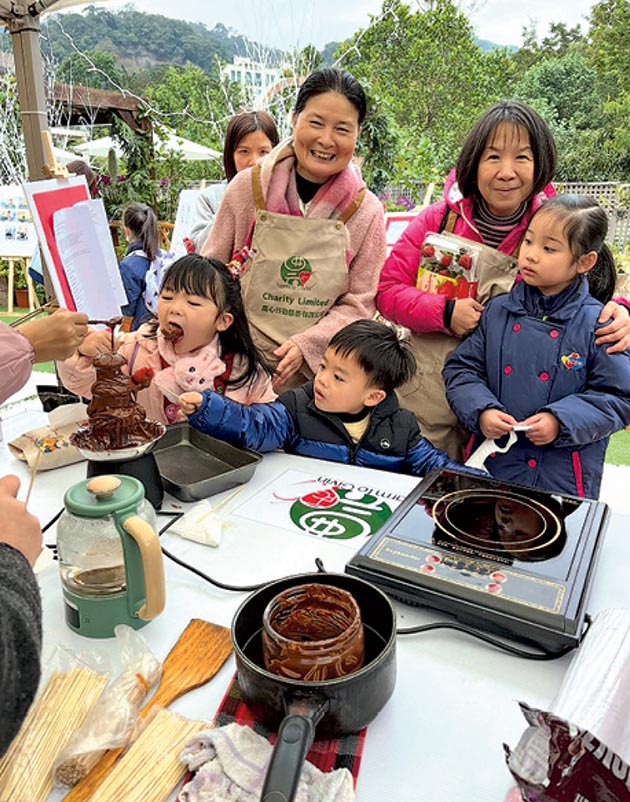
[223,111,279,181]
[534,194,617,303]
[327,320,416,394]
[456,100,557,201]
[295,67,367,126]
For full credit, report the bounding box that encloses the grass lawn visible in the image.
[604,429,630,467]
[1,308,56,374]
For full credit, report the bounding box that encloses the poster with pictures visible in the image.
[232,467,420,551]
[0,186,37,258]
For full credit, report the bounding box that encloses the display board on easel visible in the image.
[23,176,127,318]
[0,185,38,258]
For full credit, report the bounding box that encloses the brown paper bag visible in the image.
[8,422,86,470]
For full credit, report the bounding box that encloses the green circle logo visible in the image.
[289,487,392,539]
[280,255,312,287]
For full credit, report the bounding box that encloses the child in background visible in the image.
[57,254,275,424]
[119,202,160,330]
[179,319,469,478]
[443,195,630,498]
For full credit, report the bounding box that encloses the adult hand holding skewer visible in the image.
[17,309,89,362]
[76,329,122,359]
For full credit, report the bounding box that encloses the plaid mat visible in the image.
[212,673,367,783]
[177,673,367,799]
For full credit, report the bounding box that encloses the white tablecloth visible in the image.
[2,404,629,802]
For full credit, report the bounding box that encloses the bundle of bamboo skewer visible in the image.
[87,708,209,802]
[0,667,108,802]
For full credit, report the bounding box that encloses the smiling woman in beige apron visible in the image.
[201,68,386,391]
[377,100,630,460]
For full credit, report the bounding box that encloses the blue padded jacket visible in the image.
[188,380,466,478]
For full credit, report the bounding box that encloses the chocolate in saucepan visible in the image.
[262,583,365,682]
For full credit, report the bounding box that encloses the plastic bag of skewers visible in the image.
[416,233,482,300]
[0,644,110,802]
[53,625,161,787]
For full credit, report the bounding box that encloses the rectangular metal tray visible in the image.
[153,422,262,502]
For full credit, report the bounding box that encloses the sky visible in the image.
[87,0,598,51]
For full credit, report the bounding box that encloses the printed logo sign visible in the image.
[233,468,418,550]
[289,486,393,539]
[280,255,312,287]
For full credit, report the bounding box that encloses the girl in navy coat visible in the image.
[443,195,630,498]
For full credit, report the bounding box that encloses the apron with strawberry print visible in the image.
[399,233,519,460]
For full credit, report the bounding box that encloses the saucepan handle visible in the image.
[260,696,328,802]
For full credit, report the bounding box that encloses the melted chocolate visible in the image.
[70,351,163,451]
[160,323,181,341]
[262,584,365,682]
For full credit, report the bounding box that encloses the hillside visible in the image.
[1,7,511,74]
[39,5,284,74]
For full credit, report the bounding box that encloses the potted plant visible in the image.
[0,259,31,309]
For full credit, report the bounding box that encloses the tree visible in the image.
[336,0,516,185]
[587,0,630,96]
[56,49,127,90]
[514,52,627,180]
[513,20,586,72]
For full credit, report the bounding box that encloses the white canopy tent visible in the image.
[52,145,82,164]
[74,130,221,162]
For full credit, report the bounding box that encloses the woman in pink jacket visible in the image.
[377,100,630,459]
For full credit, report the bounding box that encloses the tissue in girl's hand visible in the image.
[168,501,223,547]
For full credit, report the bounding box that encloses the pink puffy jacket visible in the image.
[376,169,556,334]
[1,324,34,405]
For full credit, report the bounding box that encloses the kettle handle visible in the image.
[121,515,166,621]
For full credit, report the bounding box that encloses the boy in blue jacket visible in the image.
[179,319,466,477]
[443,195,630,498]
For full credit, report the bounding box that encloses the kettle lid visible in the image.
[64,474,145,517]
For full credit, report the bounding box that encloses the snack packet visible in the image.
[504,703,630,801]
[416,233,481,299]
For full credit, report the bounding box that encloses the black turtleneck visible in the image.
[296,171,323,205]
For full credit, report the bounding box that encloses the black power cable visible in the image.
[41,507,584,659]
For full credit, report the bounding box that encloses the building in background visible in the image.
[222,56,281,99]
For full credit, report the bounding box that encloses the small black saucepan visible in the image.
[231,571,396,802]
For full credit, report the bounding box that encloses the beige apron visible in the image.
[398,230,519,460]
[240,165,365,388]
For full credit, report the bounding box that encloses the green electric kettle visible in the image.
[57,475,166,638]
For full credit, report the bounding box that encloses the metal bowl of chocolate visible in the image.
[262,583,364,682]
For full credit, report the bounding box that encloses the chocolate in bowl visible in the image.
[261,583,364,682]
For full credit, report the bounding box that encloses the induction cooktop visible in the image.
[346,468,609,652]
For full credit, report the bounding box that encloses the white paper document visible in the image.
[53,200,127,319]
